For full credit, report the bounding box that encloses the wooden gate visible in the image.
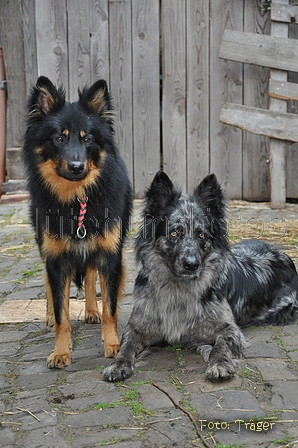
[0,0,297,200]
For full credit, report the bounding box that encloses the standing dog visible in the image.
[23,76,132,368]
[104,171,298,382]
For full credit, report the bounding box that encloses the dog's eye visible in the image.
[56,136,63,143]
[170,231,178,238]
[199,232,205,239]
[83,136,92,144]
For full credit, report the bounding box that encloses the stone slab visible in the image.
[252,359,297,381]
[63,407,131,429]
[271,381,298,409]
[0,299,102,323]
[190,390,265,422]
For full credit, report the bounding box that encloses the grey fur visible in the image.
[104,171,298,383]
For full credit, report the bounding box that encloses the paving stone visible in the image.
[271,381,298,409]
[186,375,243,394]
[242,341,282,359]
[17,409,57,431]
[281,335,298,348]
[16,387,48,401]
[0,428,16,446]
[282,324,298,335]
[17,360,52,375]
[0,341,21,356]
[18,372,58,390]
[0,375,9,390]
[6,287,44,301]
[0,330,29,343]
[252,359,297,381]
[72,431,142,448]
[22,428,68,448]
[138,383,182,412]
[63,407,131,429]
[190,390,265,422]
[212,423,286,447]
[14,394,52,413]
[288,351,298,361]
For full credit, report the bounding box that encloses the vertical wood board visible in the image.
[0,0,27,147]
[286,21,298,198]
[109,0,133,185]
[67,0,91,101]
[89,0,109,85]
[22,0,38,94]
[243,0,270,201]
[132,0,160,197]
[186,0,209,192]
[209,0,243,199]
[269,0,288,208]
[162,0,186,191]
[35,0,68,95]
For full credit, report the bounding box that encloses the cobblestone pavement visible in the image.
[1,199,298,447]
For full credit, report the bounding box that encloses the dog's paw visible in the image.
[198,344,213,362]
[102,331,120,358]
[205,361,235,382]
[47,351,71,369]
[85,309,101,324]
[103,361,133,382]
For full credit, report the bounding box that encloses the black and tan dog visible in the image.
[104,171,298,382]
[23,76,132,368]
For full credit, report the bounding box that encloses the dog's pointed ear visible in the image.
[194,174,228,248]
[28,76,65,117]
[145,171,177,214]
[79,79,112,116]
[193,174,226,220]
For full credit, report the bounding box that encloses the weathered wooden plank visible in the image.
[67,0,90,101]
[210,0,243,199]
[271,2,298,23]
[22,0,38,94]
[286,142,298,198]
[132,0,160,197]
[286,21,298,198]
[109,0,133,186]
[186,0,209,193]
[269,0,288,209]
[269,79,298,101]
[220,103,298,142]
[243,0,270,201]
[162,0,186,190]
[219,29,298,73]
[0,0,27,147]
[89,0,109,85]
[35,0,68,95]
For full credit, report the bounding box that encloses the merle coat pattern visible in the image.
[104,171,298,382]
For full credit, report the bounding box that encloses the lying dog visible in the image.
[104,171,298,382]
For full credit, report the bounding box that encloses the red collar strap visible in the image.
[77,196,88,239]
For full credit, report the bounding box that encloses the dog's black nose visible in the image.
[68,161,84,175]
[183,256,199,272]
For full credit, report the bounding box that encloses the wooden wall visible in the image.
[1,0,296,200]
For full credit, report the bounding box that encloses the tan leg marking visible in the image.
[99,272,121,358]
[45,270,55,327]
[85,266,101,324]
[47,277,72,368]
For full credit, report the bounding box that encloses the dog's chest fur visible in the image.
[133,250,234,346]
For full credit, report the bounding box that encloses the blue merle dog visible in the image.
[104,171,298,382]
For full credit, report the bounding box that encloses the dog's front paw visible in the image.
[205,361,235,382]
[47,350,71,369]
[103,360,133,382]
